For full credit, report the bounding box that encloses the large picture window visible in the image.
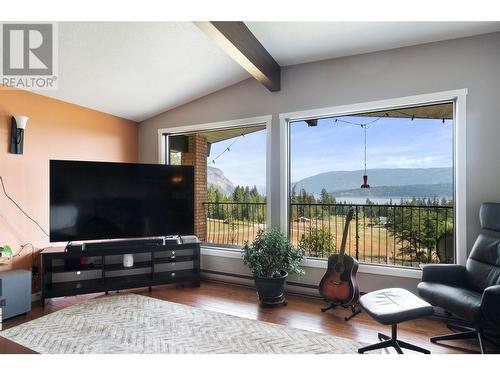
[288,102,455,268]
[162,121,268,248]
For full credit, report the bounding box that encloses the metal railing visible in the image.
[203,202,267,246]
[290,203,454,267]
[203,201,454,268]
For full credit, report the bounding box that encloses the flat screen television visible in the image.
[50,160,194,242]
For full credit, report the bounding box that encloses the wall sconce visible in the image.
[10,115,29,155]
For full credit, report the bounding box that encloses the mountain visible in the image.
[332,183,452,199]
[208,166,235,196]
[293,168,453,196]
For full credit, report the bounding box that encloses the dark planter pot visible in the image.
[254,270,288,307]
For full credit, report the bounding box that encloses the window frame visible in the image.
[279,89,468,275]
[157,115,273,238]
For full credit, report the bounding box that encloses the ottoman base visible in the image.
[359,324,430,354]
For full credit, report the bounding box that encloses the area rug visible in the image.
[0,294,367,354]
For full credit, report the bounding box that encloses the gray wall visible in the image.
[139,32,500,291]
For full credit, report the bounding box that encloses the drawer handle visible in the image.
[170,255,176,260]
[171,272,176,278]
[171,251,175,255]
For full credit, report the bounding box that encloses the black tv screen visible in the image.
[50,160,194,242]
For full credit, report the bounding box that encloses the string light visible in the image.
[393,108,451,121]
[208,112,449,166]
[207,131,248,165]
[331,115,384,129]
[329,111,450,129]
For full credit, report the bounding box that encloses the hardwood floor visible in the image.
[0,281,497,354]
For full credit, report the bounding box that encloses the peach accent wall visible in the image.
[0,87,138,288]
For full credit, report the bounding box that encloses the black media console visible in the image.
[41,240,201,306]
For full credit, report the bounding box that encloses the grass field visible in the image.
[205,214,448,267]
[290,215,402,265]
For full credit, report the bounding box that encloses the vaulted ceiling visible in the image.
[33,21,500,122]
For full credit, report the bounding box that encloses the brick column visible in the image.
[182,135,207,241]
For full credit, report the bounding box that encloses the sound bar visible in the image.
[65,237,179,252]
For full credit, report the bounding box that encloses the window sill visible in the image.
[202,245,244,259]
[201,246,423,279]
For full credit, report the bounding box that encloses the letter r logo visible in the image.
[2,24,53,75]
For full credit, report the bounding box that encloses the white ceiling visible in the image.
[45,22,250,122]
[36,22,500,122]
[246,22,500,66]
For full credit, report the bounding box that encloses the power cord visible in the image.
[0,176,49,284]
[0,175,49,237]
[9,242,34,260]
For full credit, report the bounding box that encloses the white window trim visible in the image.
[200,246,422,279]
[279,89,468,276]
[157,115,273,227]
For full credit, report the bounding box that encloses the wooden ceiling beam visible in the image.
[195,21,281,92]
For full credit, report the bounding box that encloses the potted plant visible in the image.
[243,228,304,306]
[0,244,13,266]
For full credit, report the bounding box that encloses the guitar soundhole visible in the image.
[334,263,345,274]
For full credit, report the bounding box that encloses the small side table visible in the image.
[0,270,31,320]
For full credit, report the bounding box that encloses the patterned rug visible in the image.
[0,294,368,354]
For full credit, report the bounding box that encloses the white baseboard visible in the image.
[200,270,321,298]
[31,292,41,302]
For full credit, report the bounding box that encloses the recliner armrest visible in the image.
[481,285,500,323]
[420,264,466,286]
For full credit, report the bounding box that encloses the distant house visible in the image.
[367,216,388,227]
[294,216,312,223]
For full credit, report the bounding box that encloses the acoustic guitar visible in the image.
[319,207,360,306]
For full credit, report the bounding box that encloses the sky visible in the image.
[207,114,453,190]
[208,129,267,191]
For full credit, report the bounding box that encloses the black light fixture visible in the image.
[360,124,370,189]
[306,119,318,127]
[361,175,370,189]
[10,115,29,155]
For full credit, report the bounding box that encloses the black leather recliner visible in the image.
[418,202,500,353]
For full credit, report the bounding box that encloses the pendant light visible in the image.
[360,124,370,189]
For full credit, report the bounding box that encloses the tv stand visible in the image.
[65,237,180,252]
[41,239,200,306]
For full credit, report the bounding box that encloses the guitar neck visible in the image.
[338,209,354,261]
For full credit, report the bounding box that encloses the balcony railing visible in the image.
[203,201,454,268]
[203,202,267,246]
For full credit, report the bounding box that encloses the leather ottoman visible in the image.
[358,288,434,354]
